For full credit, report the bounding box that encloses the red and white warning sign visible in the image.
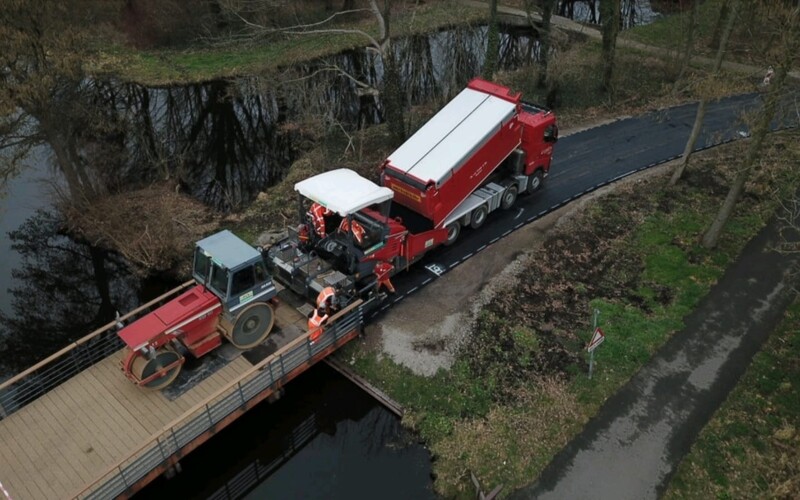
[587,327,605,352]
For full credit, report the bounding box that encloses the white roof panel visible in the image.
[386,88,516,185]
[294,168,394,216]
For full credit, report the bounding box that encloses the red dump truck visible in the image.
[267,78,558,299]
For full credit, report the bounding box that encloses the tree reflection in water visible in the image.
[0,210,139,373]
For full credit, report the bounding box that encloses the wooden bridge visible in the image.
[0,282,370,499]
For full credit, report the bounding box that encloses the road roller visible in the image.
[117,230,278,389]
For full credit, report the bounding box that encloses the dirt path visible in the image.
[509,210,800,499]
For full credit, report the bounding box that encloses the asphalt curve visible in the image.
[373,91,799,499]
[377,92,788,313]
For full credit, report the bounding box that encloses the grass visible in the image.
[622,0,727,51]
[91,1,488,85]
[339,133,800,497]
[664,301,800,499]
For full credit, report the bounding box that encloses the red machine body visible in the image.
[118,230,279,390]
[119,285,222,357]
[273,79,557,302]
[381,78,557,232]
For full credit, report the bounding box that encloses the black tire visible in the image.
[470,205,489,229]
[445,222,461,246]
[131,347,183,390]
[527,170,544,194]
[228,302,275,349]
[500,185,518,210]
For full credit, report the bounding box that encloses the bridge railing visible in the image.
[0,281,196,419]
[77,299,369,500]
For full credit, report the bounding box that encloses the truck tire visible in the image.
[500,185,518,210]
[470,205,488,229]
[527,170,544,194]
[445,222,461,246]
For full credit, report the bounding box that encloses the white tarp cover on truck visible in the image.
[386,87,516,187]
[295,168,394,216]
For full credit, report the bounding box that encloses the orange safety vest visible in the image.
[297,223,310,244]
[308,308,328,343]
[309,203,331,237]
[374,261,394,280]
[316,286,336,309]
[339,218,366,244]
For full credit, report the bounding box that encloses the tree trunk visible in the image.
[673,0,700,90]
[701,22,796,248]
[483,0,500,79]
[709,0,731,50]
[537,0,556,89]
[600,0,620,93]
[669,0,740,186]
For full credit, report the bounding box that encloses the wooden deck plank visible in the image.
[57,370,131,461]
[79,369,144,455]
[0,425,51,500]
[1,301,311,499]
[95,353,174,433]
[7,393,75,498]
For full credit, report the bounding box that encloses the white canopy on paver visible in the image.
[294,168,394,216]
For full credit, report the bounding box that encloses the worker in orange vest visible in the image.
[297,223,310,248]
[374,261,396,294]
[308,306,328,344]
[309,202,332,238]
[316,285,338,315]
[338,217,366,245]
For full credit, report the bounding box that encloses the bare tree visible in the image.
[701,4,800,249]
[669,0,740,187]
[673,0,701,90]
[483,0,500,80]
[220,0,408,142]
[600,0,621,93]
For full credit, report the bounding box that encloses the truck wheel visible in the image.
[500,185,518,209]
[527,170,544,194]
[470,205,488,229]
[445,222,461,246]
[225,302,275,349]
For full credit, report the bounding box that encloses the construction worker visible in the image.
[297,223,310,248]
[308,306,328,344]
[308,202,332,238]
[338,217,366,245]
[374,261,396,294]
[316,285,338,315]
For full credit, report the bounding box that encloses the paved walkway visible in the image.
[511,214,800,498]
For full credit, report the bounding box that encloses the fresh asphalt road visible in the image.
[381,92,784,310]
[372,92,799,498]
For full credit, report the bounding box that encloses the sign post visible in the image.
[587,309,604,380]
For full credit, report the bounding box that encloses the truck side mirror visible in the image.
[544,125,559,143]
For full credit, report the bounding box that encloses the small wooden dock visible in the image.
[0,283,371,499]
